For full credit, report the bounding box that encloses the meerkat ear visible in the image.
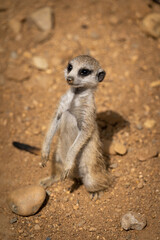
[97,70,106,82]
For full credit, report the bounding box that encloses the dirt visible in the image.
[0,0,160,239]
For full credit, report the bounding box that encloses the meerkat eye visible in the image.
[67,63,73,73]
[78,68,93,77]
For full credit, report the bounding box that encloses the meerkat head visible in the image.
[64,55,106,88]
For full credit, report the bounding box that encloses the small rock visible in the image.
[10,217,18,224]
[23,51,32,59]
[121,212,147,230]
[137,146,158,161]
[144,119,156,129]
[136,123,143,130]
[89,227,97,232]
[7,185,46,216]
[110,163,118,169]
[137,181,144,189]
[141,13,160,38]
[77,220,86,227]
[23,232,28,237]
[140,65,148,71]
[34,224,41,230]
[32,56,48,70]
[6,64,30,82]
[30,7,54,31]
[114,142,127,155]
[9,18,21,34]
[150,80,160,88]
[125,182,130,188]
[46,237,51,240]
[10,51,18,59]
[131,55,138,62]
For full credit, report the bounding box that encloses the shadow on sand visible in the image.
[97,110,130,167]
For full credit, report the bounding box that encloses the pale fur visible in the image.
[40,55,111,194]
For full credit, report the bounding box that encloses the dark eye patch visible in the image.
[67,63,73,73]
[78,68,93,77]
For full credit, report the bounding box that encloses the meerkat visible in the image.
[13,55,111,197]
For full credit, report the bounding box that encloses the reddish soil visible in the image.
[0,0,160,239]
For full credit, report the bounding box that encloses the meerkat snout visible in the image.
[67,76,74,85]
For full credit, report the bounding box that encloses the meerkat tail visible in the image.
[12,141,41,155]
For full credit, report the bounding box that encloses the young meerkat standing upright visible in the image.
[40,55,111,195]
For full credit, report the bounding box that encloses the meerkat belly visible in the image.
[58,110,79,160]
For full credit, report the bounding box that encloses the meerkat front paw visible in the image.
[61,168,71,181]
[41,152,49,167]
[61,160,73,180]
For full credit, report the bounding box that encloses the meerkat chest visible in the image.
[69,95,93,129]
[70,96,87,113]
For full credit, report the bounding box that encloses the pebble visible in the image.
[137,146,158,161]
[9,18,21,34]
[10,217,18,224]
[141,13,160,38]
[32,56,48,70]
[125,182,130,188]
[30,7,53,31]
[114,142,127,155]
[23,51,32,58]
[136,123,143,130]
[7,185,46,216]
[34,224,41,230]
[89,227,97,232]
[46,237,51,240]
[144,119,156,129]
[137,181,144,189]
[77,220,86,227]
[150,80,160,88]
[10,51,18,59]
[110,163,118,169]
[121,212,147,230]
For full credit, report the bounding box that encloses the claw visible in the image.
[90,192,100,201]
[61,169,70,181]
[41,154,49,168]
[41,161,47,168]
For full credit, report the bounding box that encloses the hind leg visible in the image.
[81,161,111,198]
[39,152,63,188]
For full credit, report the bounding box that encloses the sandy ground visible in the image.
[0,0,160,239]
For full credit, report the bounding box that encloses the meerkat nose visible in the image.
[67,76,74,84]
